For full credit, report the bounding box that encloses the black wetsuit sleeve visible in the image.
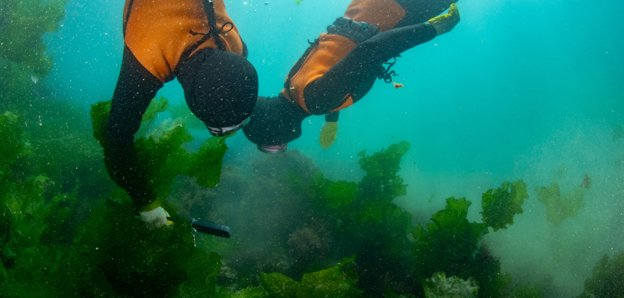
[103,46,163,208]
[325,111,339,122]
[304,23,437,114]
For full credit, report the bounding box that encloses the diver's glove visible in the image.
[139,202,173,228]
[427,3,460,35]
[320,121,338,148]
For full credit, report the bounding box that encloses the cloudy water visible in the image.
[2,0,623,296]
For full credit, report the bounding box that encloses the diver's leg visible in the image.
[394,0,457,27]
[305,23,437,113]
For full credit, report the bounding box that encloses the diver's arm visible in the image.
[103,46,163,209]
[320,112,339,148]
[325,111,339,122]
[304,23,437,113]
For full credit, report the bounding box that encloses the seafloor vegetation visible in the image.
[2,1,623,297]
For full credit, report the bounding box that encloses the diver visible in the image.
[102,0,258,228]
[243,0,460,152]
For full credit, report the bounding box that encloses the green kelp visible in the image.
[424,272,478,298]
[0,0,68,123]
[580,251,624,298]
[537,182,586,225]
[330,142,414,294]
[2,193,221,296]
[413,185,529,297]
[358,141,410,203]
[481,180,528,231]
[413,198,489,281]
[186,142,415,295]
[0,112,27,177]
[0,109,85,296]
[1,94,229,295]
[91,98,228,201]
[194,141,530,297]
[260,258,361,298]
[74,200,222,297]
[76,97,229,296]
[0,0,67,76]
[0,0,107,202]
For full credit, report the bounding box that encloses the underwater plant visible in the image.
[324,141,415,294]
[481,180,528,231]
[1,93,232,296]
[187,140,532,297]
[260,258,361,297]
[0,0,107,205]
[579,251,624,298]
[73,199,222,297]
[0,1,532,295]
[91,98,228,201]
[537,182,586,225]
[0,0,67,76]
[0,108,85,296]
[413,198,488,279]
[0,112,27,178]
[424,272,478,298]
[412,180,528,297]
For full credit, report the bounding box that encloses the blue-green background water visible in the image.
[37,0,624,296]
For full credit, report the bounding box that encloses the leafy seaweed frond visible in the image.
[581,251,624,297]
[0,112,29,179]
[537,182,586,225]
[413,197,492,293]
[260,257,361,298]
[0,0,68,75]
[481,180,528,231]
[73,198,222,297]
[90,99,228,200]
[357,141,410,202]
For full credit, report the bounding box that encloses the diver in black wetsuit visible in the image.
[103,0,258,228]
[243,0,460,153]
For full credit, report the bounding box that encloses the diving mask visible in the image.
[208,117,250,137]
[258,143,288,154]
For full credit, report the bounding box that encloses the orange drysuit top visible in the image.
[123,0,245,82]
[282,0,407,113]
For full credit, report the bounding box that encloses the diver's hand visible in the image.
[428,3,460,35]
[320,122,338,148]
[139,205,173,228]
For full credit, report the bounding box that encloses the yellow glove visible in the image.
[320,122,338,148]
[139,201,173,228]
[428,3,460,35]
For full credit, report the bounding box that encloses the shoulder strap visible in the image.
[123,0,135,36]
[202,0,226,51]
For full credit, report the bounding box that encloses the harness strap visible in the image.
[202,0,227,51]
[327,17,378,44]
[377,56,400,84]
[180,0,233,62]
[124,0,230,53]
[123,0,135,36]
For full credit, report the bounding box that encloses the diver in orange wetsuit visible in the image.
[102,0,258,227]
[243,0,459,153]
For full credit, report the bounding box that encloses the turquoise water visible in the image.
[48,0,624,174]
[5,0,624,296]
